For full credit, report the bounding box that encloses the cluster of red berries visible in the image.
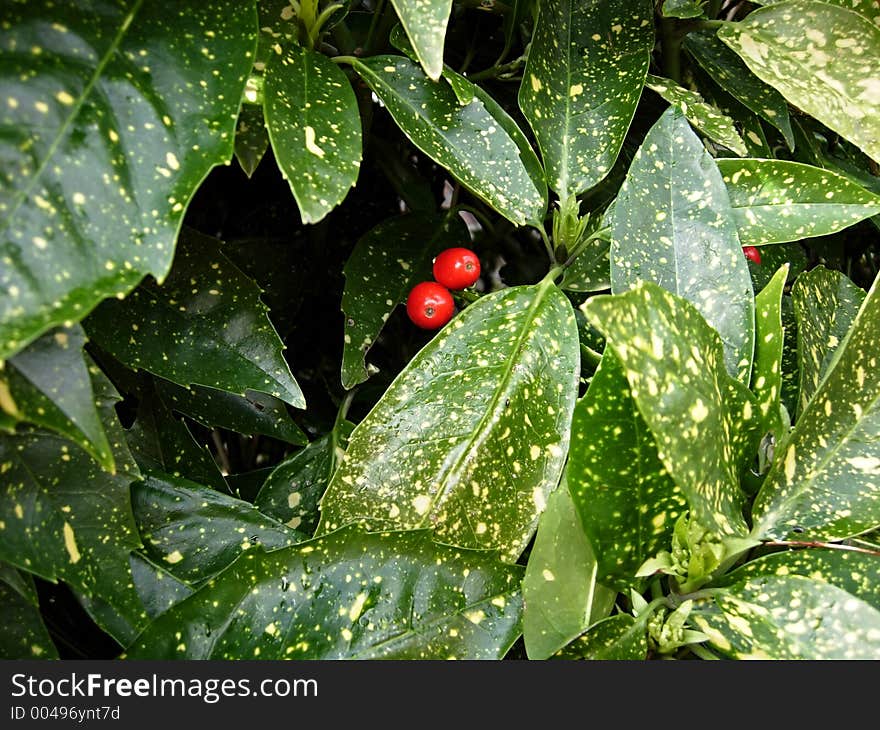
[406,247,481,330]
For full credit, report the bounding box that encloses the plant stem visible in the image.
[580,344,602,368]
[536,225,555,264]
[660,18,682,84]
[707,0,723,19]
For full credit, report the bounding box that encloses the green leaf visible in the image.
[522,482,616,660]
[390,0,453,81]
[791,266,866,417]
[683,29,794,149]
[0,324,113,472]
[0,564,58,659]
[351,55,545,227]
[234,104,269,179]
[0,0,257,360]
[341,212,469,390]
[747,241,806,294]
[644,75,748,157]
[752,264,789,439]
[560,234,611,294]
[717,159,880,246]
[718,1,880,163]
[125,527,523,659]
[318,280,580,562]
[691,574,880,659]
[254,421,354,536]
[583,283,759,537]
[132,470,307,586]
[752,0,880,26]
[84,228,305,409]
[751,271,880,540]
[567,348,686,590]
[662,0,706,19]
[610,107,755,382]
[780,294,800,420]
[554,614,648,660]
[264,45,361,224]
[130,552,193,620]
[518,0,654,198]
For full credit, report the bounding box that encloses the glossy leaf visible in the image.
[791,266,866,416]
[522,483,616,660]
[254,421,354,536]
[518,0,654,198]
[264,45,361,224]
[683,30,794,149]
[752,264,789,439]
[747,241,806,294]
[0,563,58,659]
[85,228,305,408]
[390,0,453,80]
[132,470,306,586]
[560,232,611,294]
[318,280,580,562]
[753,0,880,26]
[751,271,880,540]
[661,0,705,19]
[584,283,759,537]
[610,108,755,382]
[351,55,545,226]
[234,104,269,179]
[555,614,647,660]
[130,552,193,620]
[0,324,113,471]
[0,0,257,360]
[691,574,880,659]
[779,295,800,421]
[341,212,469,389]
[125,527,523,659]
[717,159,880,246]
[718,1,880,163]
[645,74,748,156]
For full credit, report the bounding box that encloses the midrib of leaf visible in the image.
[0,0,145,234]
[419,279,559,530]
[558,4,574,198]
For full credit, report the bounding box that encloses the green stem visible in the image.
[580,344,602,368]
[536,225,555,265]
[332,54,358,66]
[299,0,319,49]
[309,3,345,48]
[707,0,723,19]
[660,18,682,84]
[559,226,610,271]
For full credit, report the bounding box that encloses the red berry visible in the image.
[432,247,481,290]
[406,281,455,330]
[743,246,762,265]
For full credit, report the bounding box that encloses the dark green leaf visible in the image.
[130,552,193,619]
[523,482,616,659]
[661,0,705,19]
[390,0,453,80]
[341,212,469,389]
[780,294,800,420]
[518,0,654,198]
[234,104,269,178]
[0,564,58,659]
[752,264,789,439]
[610,107,755,382]
[747,241,806,294]
[319,280,580,562]
[85,228,305,408]
[351,55,546,226]
[125,527,523,659]
[560,234,611,294]
[554,614,647,660]
[0,0,257,359]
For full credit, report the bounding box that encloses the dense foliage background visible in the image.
[1,0,879,660]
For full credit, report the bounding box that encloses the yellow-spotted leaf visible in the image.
[318,280,580,562]
[583,283,760,537]
[0,0,257,360]
[518,0,654,198]
[234,104,269,179]
[0,563,59,659]
[752,0,880,26]
[751,270,880,540]
[264,45,362,224]
[125,527,523,659]
[717,159,880,246]
[752,264,789,439]
[610,107,755,383]
[567,348,687,590]
[718,1,880,163]
[390,0,453,81]
[555,614,648,660]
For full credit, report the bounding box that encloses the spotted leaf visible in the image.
[351,55,545,227]
[84,228,305,409]
[125,527,523,659]
[0,563,58,659]
[718,1,880,163]
[645,75,748,157]
[518,0,654,198]
[583,283,759,537]
[522,481,616,660]
[0,324,113,472]
[554,614,648,660]
[132,470,307,586]
[318,280,580,562]
[389,0,453,81]
[567,348,686,590]
[341,212,469,390]
[264,45,361,224]
[130,552,193,620]
[560,233,611,294]
[691,574,880,659]
[0,0,257,360]
[254,421,355,537]
[234,104,269,178]
[610,107,755,382]
[752,0,880,26]
[792,266,866,418]
[661,0,706,19]
[752,264,789,440]
[751,270,880,540]
[683,30,794,149]
[717,159,880,246]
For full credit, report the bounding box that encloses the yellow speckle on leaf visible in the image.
[63,522,80,564]
[304,126,325,158]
